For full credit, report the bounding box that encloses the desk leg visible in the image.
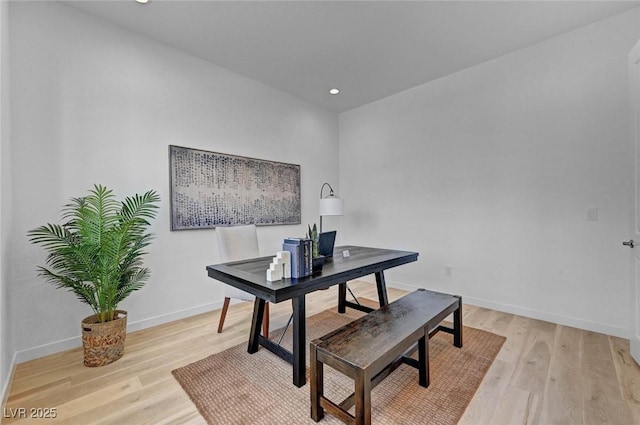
[375,272,389,306]
[248,297,266,354]
[418,334,429,388]
[454,295,463,348]
[292,294,306,387]
[338,283,347,314]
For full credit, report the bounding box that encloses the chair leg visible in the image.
[263,302,269,338]
[217,297,231,333]
[218,297,268,337]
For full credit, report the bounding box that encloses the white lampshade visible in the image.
[319,195,344,216]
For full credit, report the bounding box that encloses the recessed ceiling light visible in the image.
[329,88,340,95]
[136,0,150,4]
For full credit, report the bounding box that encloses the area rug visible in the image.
[172,305,505,425]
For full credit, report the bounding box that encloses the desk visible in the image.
[206,245,419,387]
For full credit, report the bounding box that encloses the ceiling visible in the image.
[65,0,640,113]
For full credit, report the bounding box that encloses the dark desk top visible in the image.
[206,245,419,303]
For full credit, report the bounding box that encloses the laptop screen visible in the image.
[318,231,337,257]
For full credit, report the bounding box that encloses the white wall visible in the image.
[339,8,640,338]
[8,1,338,362]
[0,0,13,406]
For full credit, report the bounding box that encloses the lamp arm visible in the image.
[320,182,334,199]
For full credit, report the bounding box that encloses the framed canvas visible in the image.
[169,145,301,230]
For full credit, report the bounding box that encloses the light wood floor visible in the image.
[3,280,640,425]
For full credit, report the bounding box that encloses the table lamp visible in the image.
[319,182,343,233]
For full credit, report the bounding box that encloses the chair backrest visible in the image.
[216,224,260,263]
[216,225,260,301]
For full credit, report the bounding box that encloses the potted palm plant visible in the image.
[27,184,160,367]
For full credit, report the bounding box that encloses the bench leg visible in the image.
[354,370,372,425]
[454,295,463,348]
[418,334,429,388]
[310,344,324,422]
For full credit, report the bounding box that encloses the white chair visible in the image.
[216,224,269,337]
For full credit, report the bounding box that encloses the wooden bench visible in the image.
[310,289,462,425]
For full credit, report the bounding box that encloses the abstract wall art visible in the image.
[169,145,301,230]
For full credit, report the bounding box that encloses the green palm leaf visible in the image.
[27,184,160,323]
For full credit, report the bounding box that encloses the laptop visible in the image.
[318,231,337,258]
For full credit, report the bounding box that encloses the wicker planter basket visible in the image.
[81,310,127,367]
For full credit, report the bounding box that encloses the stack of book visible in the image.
[282,237,313,279]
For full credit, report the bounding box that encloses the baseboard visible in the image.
[463,294,629,339]
[631,334,640,365]
[14,301,222,364]
[126,300,223,333]
[355,277,630,339]
[0,351,17,422]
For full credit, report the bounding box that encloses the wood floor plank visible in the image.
[4,377,143,425]
[509,318,556,398]
[51,379,174,425]
[457,358,512,425]
[496,314,532,365]
[464,305,495,329]
[539,325,584,425]
[485,310,515,335]
[92,378,191,425]
[582,331,631,425]
[491,386,540,425]
[609,335,640,424]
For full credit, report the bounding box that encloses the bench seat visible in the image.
[310,288,462,425]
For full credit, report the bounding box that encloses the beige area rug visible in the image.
[172,305,505,425]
